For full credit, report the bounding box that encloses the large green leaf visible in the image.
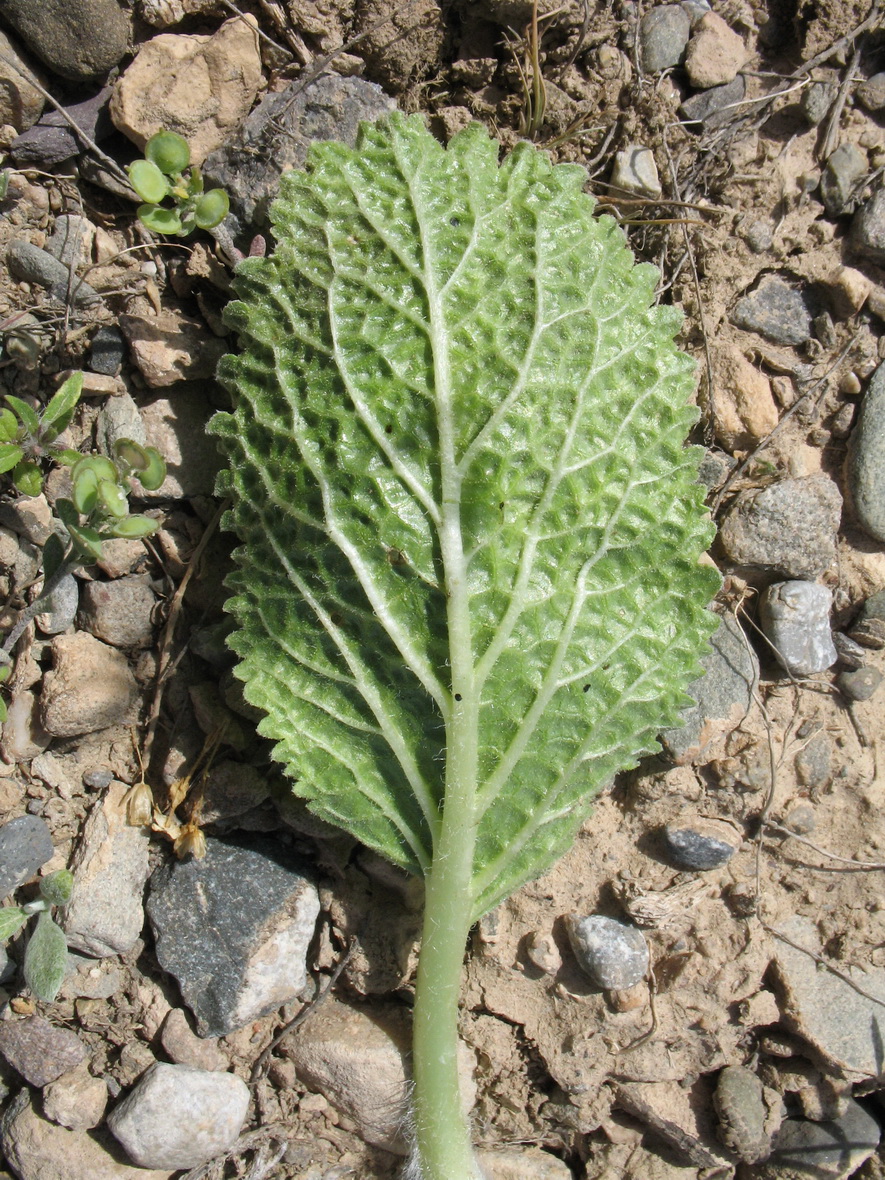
[211,114,719,918]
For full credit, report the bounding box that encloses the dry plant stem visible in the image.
[765,822,885,871]
[141,499,228,768]
[819,41,861,160]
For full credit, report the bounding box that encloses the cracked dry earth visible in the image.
[1,1,885,1179]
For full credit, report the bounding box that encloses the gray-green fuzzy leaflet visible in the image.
[211,113,720,1179]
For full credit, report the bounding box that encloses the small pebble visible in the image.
[680,75,745,129]
[639,4,691,73]
[5,239,100,307]
[0,1015,86,1087]
[565,914,649,990]
[89,324,126,376]
[784,805,816,835]
[847,360,885,542]
[107,1062,250,1169]
[33,571,79,636]
[857,72,885,112]
[610,145,661,199]
[684,12,748,89]
[801,79,837,125]
[607,983,647,1012]
[848,588,885,649]
[851,189,885,265]
[742,220,773,253]
[524,931,561,975]
[663,817,740,870]
[836,666,883,701]
[819,143,867,216]
[832,631,867,668]
[42,1059,108,1130]
[713,1065,771,1164]
[760,581,837,676]
[730,275,813,346]
[0,814,53,899]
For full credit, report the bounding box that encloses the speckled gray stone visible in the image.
[565,915,649,990]
[33,571,79,636]
[639,4,691,72]
[858,72,885,111]
[0,814,53,899]
[680,74,745,129]
[848,588,885,649]
[107,1062,249,1170]
[719,474,842,579]
[759,581,837,676]
[730,275,813,345]
[147,835,320,1036]
[847,360,885,542]
[851,188,885,265]
[819,143,866,216]
[836,666,882,701]
[663,818,740,870]
[801,79,837,125]
[0,1015,86,1087]
[5,240,100,307]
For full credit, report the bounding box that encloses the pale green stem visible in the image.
[410,693,484,1180]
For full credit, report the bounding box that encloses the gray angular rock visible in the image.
[147,835,320,1036]
[847,359,885,542]
[754,1100,879,1179]
[836,666,882,701]
[1,1088,173,1180]
[680,74,745,129]
[95,390,146,454]
[801,79,837,125]
[0,814,53,898]
[0,1015,86,1086]
[759,581,837,676]
[663,818,740,870]
[719,474,842,579]
[63,781,151,957]
[819,143,867,216]
[33,571,79,636]
[40,632,137,738]
[89,325,126,377]
[202,73,396,235]
[858,71,885,111]
[5,240,100,307]
[0,0,131,81]
[730,275,813,345]
[11,86,114,168]
[107,1062,249,1170]
[851,187,885,264]
[78,575,156,649]
[659,613,758,765]
[848,587,885,648]
[565,915,649,990]
[639,4,691,72]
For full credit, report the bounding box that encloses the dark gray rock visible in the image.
[565,915,648,989]
[88,325,126,376]
[659,613,758,765]
[639,4,691,72]
[713,1065,770,1164]
[0,814,53,899]
[78,575,156,649]
[680,74,745,129]
[662,818,740,870]
[107,1062,249,1170]
[719,474,842,579]
[147,835,321,1036]
[730,275,813,345]
[5,240,100,307]
[836,666,882,701]
[0,1015,86,1086]
[11,86,114,168]
[851,188,885,265]
[832,631,867,668]
[819,143,867,216]
[754,1100,879,1180]
[847,360,885,542]
[848,587,885,649]
[0,0,130,81]
[857,72,885,111]
[202,74,396,238]
[759,581,837,676]
[801,79,837,125]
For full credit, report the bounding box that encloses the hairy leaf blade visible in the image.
[212,114,719,908]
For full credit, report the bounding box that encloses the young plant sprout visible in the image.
[0,869,74,1002]
[211,115,719,1179]
[128,130,230,237]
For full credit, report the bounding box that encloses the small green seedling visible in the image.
[129,130,230,237]
[212,115,719,1178]
[0,372,167,718]
[0,869,73,1003]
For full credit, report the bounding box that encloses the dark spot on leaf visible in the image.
[454,693,462,701]
[583,684,590,692]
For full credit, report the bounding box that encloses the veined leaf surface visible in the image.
[211,114,719,919]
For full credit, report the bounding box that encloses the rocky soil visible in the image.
[0,0,884,1178]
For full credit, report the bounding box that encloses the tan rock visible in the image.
[119,307,227,387]
[43,1060,108,1131]
[712,343,779,452]
[685,13,749,89]
[824,265,872,318]
[0,31,45,131]
[40,632,137,738]
[109,16,262,165]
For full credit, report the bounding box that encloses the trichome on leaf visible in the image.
[211,113,720,1180]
